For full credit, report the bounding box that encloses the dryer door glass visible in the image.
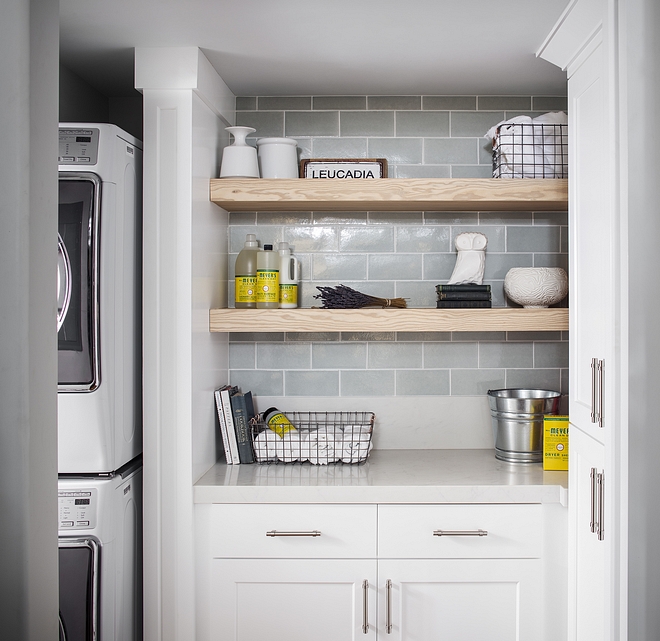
[58,175,100,390]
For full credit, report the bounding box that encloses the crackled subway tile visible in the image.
[396,225,451,252]
[229,332,285,342]
[256,343,311,370]
[259,96,311,110]
[313,211,368,225]
[507,331,563,341]
[533,212,568,226]
[451,165,493,178]
[394,165,451,179]
[369,212,423,224]
[477,96,531,111]
[424,212,479,225]
[229,226,260,252]
[313,96,367,110]
[425,342,479,368]
[312,343,368,369]
[341,332,395,341]
[532,96,568,111]
[451,111,505,137]
[507,226,561,252]
[534,342,569,368]
[286,371,340,396]
[340,370,395,396]
[229,212,257,226]
[479,212,532,225]
[368,95,421,110]
[368,138,423,164]
[397,370,450,395]
[479,342,534,368]
[368,254,422,280]
[340,111,395,137]
[236,111,284,137]
[312,254,368,280]
[533,254,569,273]
[423,96,476,110]
[312,137,368,159]
[505,368,561,391]
[396,111,449,137]
[285,111,339,137]
[229,343,256,369]
[395,281,437,308]
[397,331,451,342]
[451,225,505,252]
[284,226,338,252]
[484,253,533,279]
[368,343,423,369]
[286,332,340,341]
[257,212,312,225]
[453,332,506,342]
[236,97,257,111]
[339,226,394,252]
[230,370,283,396]
[422,253,457,280]
[424,138,477,164]
[451,369,506,395]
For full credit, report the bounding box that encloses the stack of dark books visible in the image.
[436,284,492,308]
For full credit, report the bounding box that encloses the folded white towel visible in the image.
[253,429,281,462]
[340,425,373,463]
[303,428,339,465]
[279,432,302,463]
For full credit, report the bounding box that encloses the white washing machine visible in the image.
[58,462,143,641]
[58,123,143,474]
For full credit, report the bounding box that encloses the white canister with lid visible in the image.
[256,137,299,178]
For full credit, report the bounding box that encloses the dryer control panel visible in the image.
[58,128,100,165]
[58,488,98,530]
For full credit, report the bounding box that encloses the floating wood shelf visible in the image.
[209,307,569,333]
[210,178,568,212]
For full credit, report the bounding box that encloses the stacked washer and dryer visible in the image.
[57,124,143,641]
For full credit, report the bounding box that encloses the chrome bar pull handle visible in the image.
[597,359,605,428]
[265,530,321,537]
[597,471,605,541]
[386,579,393,634]
[590,358,598,423]
[362,580,369,634]
[433,529,488,537]
[590,467,598,534]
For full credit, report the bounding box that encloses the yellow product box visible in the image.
[543,415,569,470]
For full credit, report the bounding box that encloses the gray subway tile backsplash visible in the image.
[227,93,568,399]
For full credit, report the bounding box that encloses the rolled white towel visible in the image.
[303,428,339,465]
[253,429,281,462]
[279,432,303,463]
[532,112,568,177]
[340,425,373,463]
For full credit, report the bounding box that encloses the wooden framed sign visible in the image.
[300,158,388,179]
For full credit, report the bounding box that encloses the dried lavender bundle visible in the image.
[314,285,407,309]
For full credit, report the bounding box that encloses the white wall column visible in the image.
[135,47,234,641]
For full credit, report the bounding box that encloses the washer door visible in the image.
[59,538,99,641]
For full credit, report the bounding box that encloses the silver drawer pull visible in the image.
[433,529,488,537]
[362,580,369,634]
[386,579,393,634]
[266,530,321,537]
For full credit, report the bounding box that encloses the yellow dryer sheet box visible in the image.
[543,416,569,470]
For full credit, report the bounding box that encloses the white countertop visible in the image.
[194,449,568,506]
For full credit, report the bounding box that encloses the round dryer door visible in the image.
[57,233,72,332]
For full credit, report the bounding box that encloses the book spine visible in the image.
[214,389,233,464]
[436,284,491,293]
[438,291,492,301]
[220,388,240,464]
[436,300,493,308]
[230,394,255,464]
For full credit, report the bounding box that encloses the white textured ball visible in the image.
[504,267,568,308]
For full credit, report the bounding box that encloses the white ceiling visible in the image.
[59,0,569,98]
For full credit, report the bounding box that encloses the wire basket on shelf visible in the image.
[492,122,568,178]
[250,411,375,465]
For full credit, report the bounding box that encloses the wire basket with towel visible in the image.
[251,410,375,465]
[486,111,568,179]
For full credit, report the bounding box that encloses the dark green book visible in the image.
[230,391,255,464]
[436,300,492,308]
[436,284,491,293]
[438,291,492,301]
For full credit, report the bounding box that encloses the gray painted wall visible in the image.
[0,0,59,638]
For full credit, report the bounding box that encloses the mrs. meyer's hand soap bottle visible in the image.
[234,234,259,308]
[256,244,279,308]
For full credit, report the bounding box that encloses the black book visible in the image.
[438,291,492,301]
[436,300,493,308]
[436,284,491,293]
[230,391,255,464]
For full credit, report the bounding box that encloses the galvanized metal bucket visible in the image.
[487,389,562,463]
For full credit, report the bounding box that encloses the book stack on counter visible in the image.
[436,284,492,308]
[214,385,257,464]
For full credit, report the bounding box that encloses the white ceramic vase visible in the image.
[504,267,568,308]
[219,126,260,178]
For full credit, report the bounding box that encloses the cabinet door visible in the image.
[569,425,606,641]
[378,559,543,641]
[568,36,612,443]
[211,559,377,640]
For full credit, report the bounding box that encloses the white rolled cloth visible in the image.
[303,428,339,465]
[340,425,373,463]
[253,429,281,462]
[532,111,568,177]
[279,432,303,463]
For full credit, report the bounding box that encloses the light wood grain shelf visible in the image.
[210,178,568,212]
[209,307,569,333]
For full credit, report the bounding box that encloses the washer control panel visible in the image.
[58,488,97,530]
[58,128,100,165]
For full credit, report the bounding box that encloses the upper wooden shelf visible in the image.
[210,178,568,212]
[209,307,569,333]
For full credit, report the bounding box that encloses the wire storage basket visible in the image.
[251,411,375,465]
[492,122,568,178]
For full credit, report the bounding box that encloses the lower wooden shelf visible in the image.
[209,307,568,333]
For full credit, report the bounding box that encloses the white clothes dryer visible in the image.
[57,124,143,474]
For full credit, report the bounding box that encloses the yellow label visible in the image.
[543,415,569,471]
[256,270,279,304]
[267,412,296,436]
[235,276,257,303]
[279,283,298,305]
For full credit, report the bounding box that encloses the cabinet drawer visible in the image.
[378,504,542,559]
[209,504,377,558]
